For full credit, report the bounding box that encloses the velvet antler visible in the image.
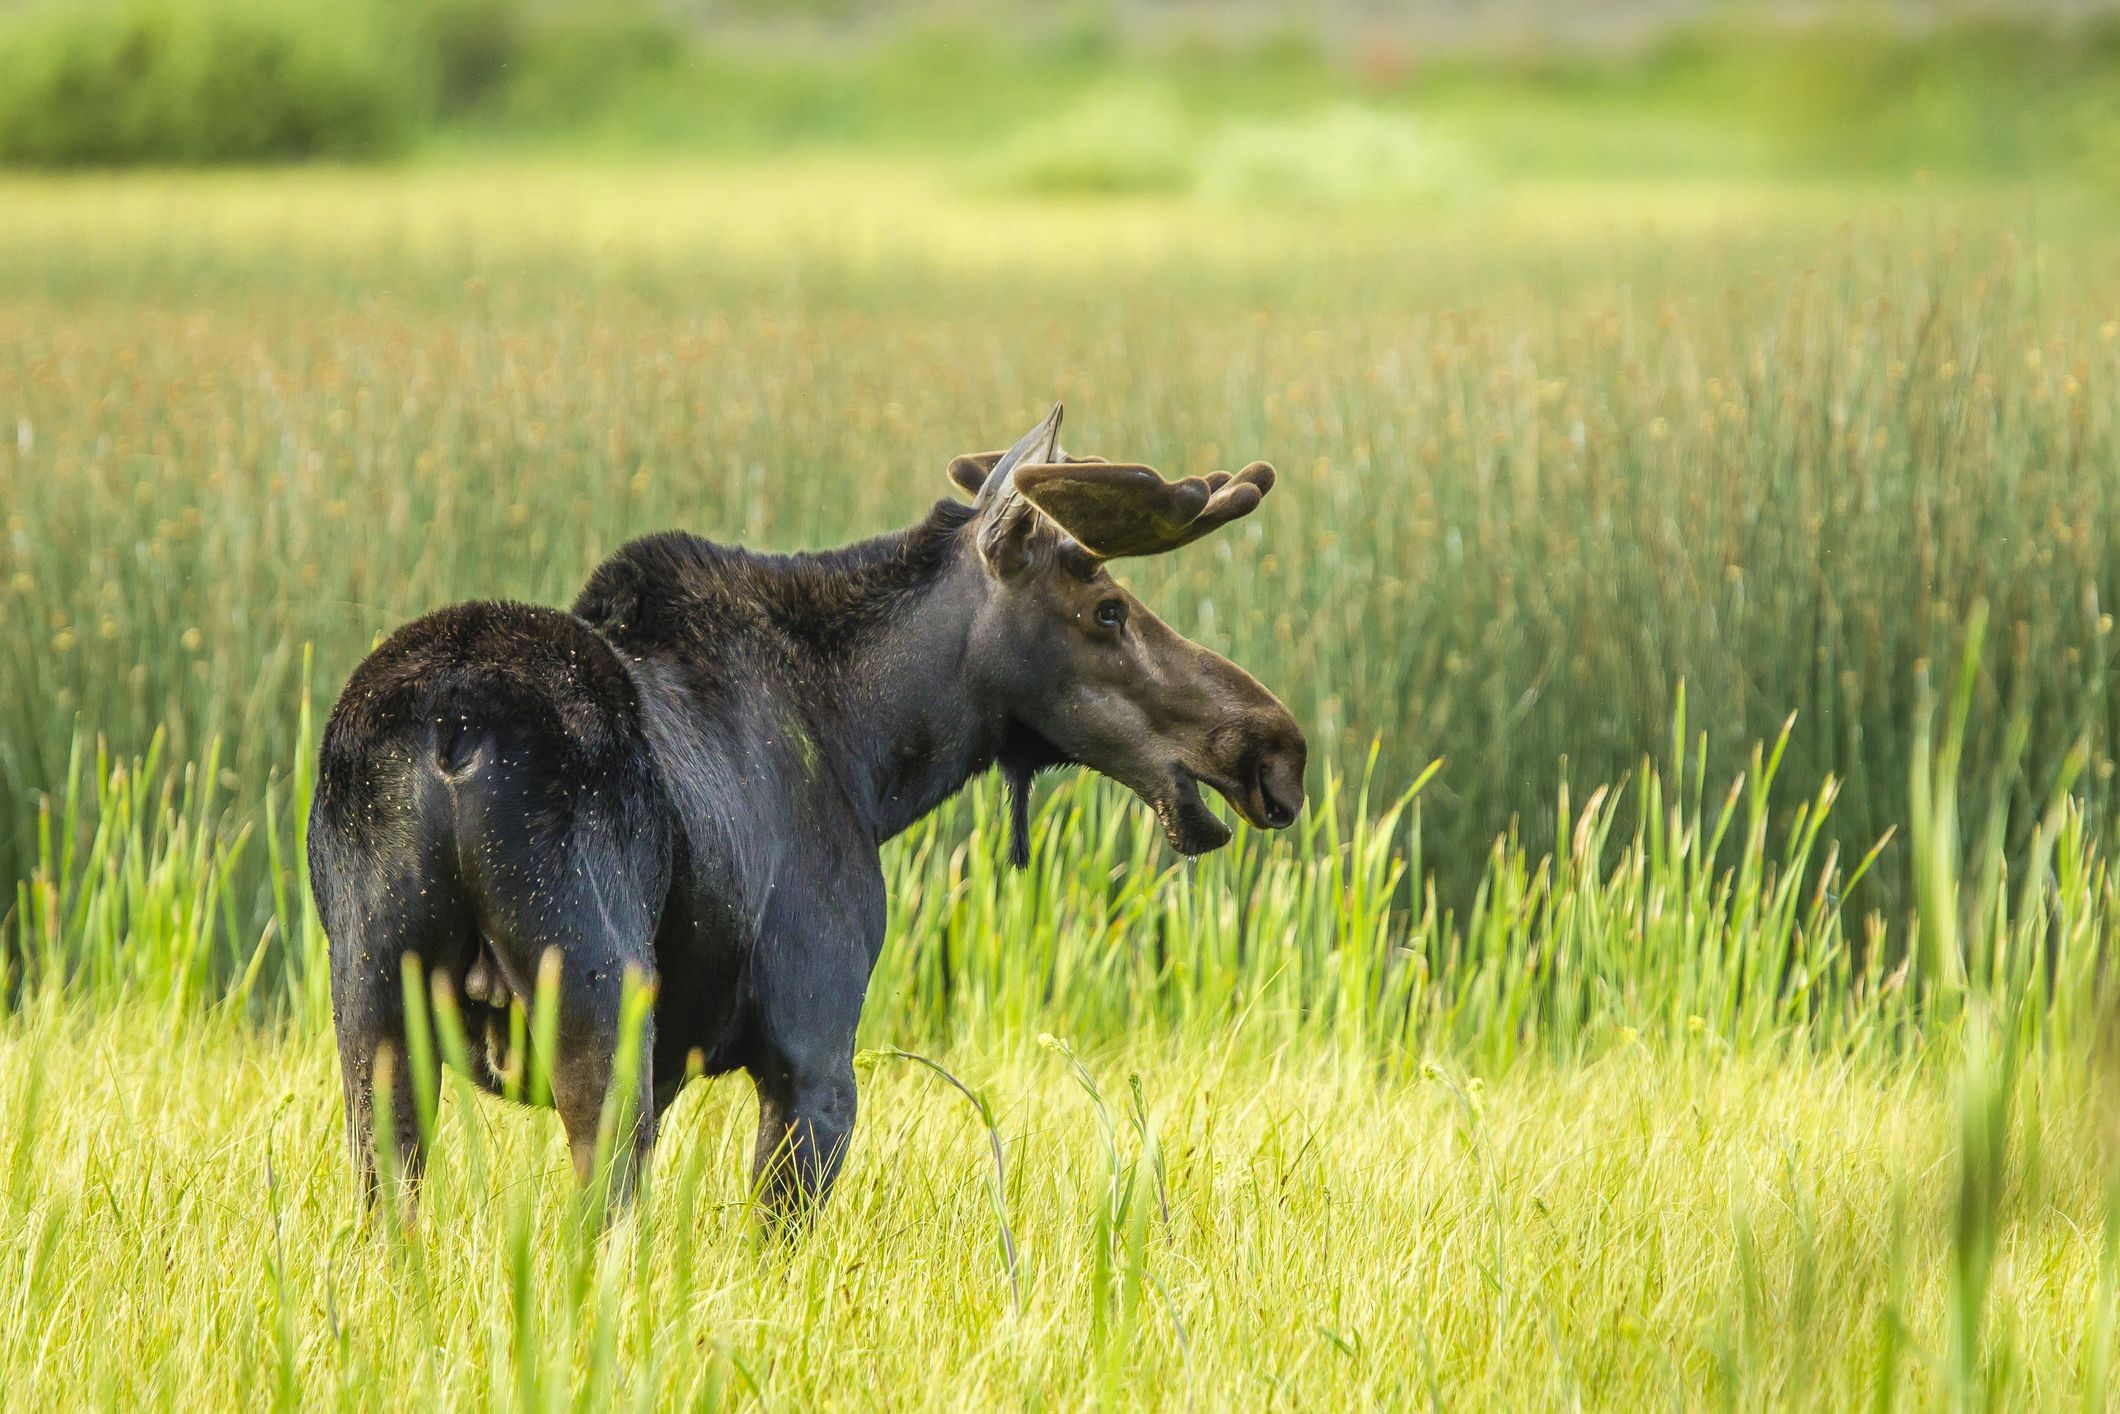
[1010,459,1276,559]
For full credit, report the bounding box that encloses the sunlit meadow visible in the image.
[6,155,2120,1408]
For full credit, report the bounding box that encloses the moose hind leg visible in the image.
[544,943,659,1208]
[326,899,460,1213]
[476,842,666,1210]
[445,727,672,1210]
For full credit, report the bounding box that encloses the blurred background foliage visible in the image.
[1,0,2120,179]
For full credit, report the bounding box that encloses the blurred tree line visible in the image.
[1,1,2118,184]
[0,0,685,163]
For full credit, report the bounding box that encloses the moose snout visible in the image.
[1250,735,1306,830]
[1233,710,1306,832]
[1254,754,1303,829]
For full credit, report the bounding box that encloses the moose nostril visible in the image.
[1254,763,1298,829]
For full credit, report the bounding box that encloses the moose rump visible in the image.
[308,601,674,1199]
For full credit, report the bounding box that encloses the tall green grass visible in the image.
[11,636,2114,1080]
[5,685,2116,1407]
[2,677,2115,1404]
[4,169,2118,913]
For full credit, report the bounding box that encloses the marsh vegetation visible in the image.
[6,13,2120,1404]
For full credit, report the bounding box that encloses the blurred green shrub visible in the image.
[482,6,688,132]
[0,0,696,165]
[401,0,532,116]
[980,86,1196,194]
[0,0,424,164]
[1728,16,2120,175]
[1440,12,2120,179]
[982,94,1472,207]
[1199,104,1470,206]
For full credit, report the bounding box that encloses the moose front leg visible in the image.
[749,1054,859,1227]
[741,854,885,1229]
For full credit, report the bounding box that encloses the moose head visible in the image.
[948,404,1307,860]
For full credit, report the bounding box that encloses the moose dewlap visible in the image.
[308,404,1306,1223]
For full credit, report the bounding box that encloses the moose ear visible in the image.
[972,403,1065,575]
[1012,459,1276,559]
[947,450,1005,499]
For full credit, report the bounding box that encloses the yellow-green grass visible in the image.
[1,1005,2113,1411]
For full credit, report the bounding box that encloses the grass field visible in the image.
[3,1012,2115,1408]
[6,155,2120,1407]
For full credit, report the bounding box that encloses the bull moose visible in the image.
[308,404,1307,1222]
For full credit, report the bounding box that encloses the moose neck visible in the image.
[797,515,1012,843]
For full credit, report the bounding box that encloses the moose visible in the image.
[308,404,1307,1222]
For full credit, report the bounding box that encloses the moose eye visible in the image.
[1093,599,1127,631]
